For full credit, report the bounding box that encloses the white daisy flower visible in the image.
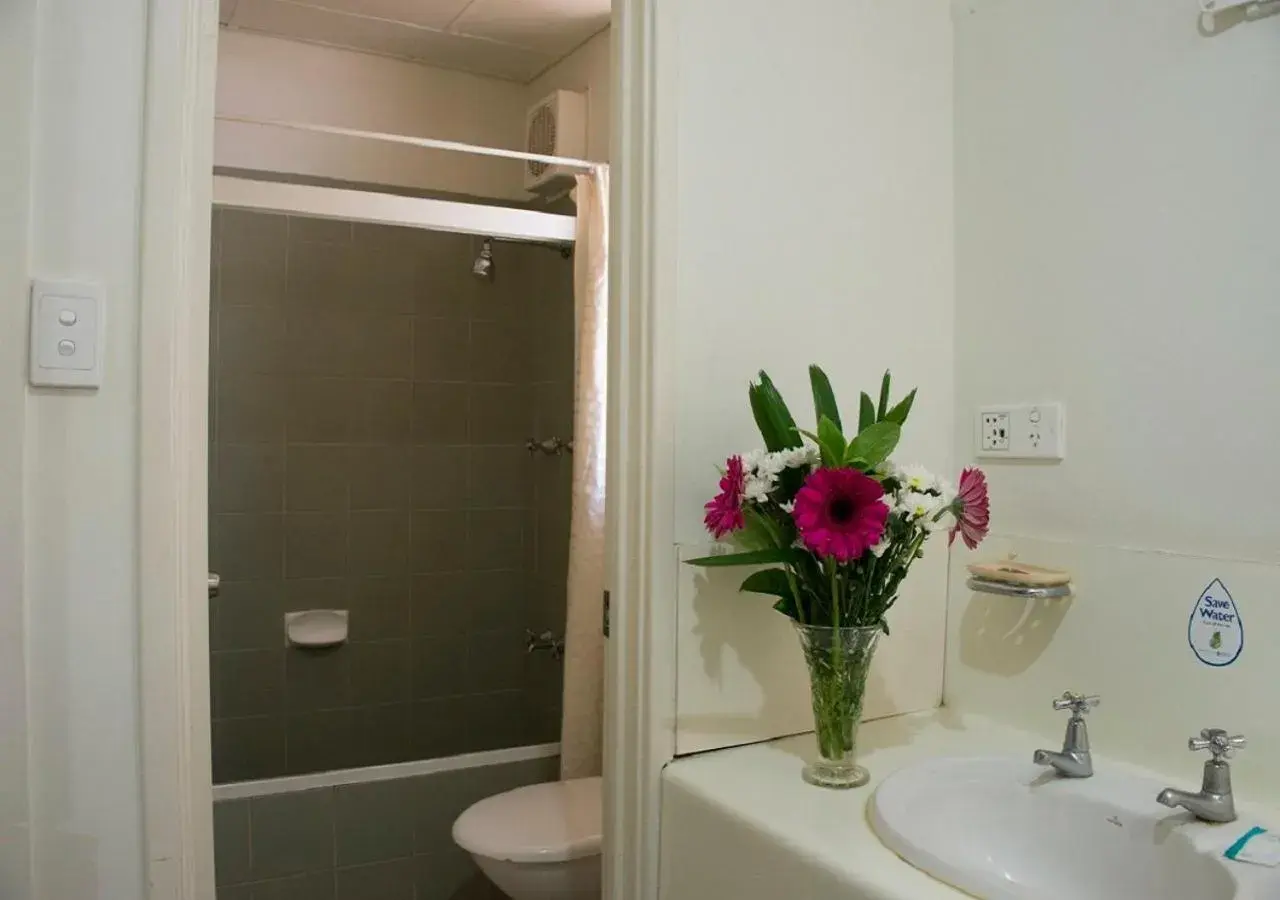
[742,476,771,504]
[782,446,819,469]
[741,449,768,473]
[897,464,939,494]
[899,490,943,522]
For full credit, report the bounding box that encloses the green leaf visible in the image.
[774,596,801,619]
[859,392,876,432]
[739,568,794,599]
[877,370,892,420]
[844,421,901,469]
[749,383,786,452]
[816,415,847,467]
[885,387,917,426]
[759,372,802,448]
[731,507,777,552]
[808,365,842,433]
[749,372,801,451]
[685,547,803,567]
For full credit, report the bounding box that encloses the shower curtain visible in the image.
[560,167,609,780]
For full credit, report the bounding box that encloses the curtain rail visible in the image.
[216,114,605,172]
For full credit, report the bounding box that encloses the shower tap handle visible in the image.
[525,629,565,660]
[525,437,572,456]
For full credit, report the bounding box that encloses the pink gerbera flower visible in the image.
[704,455,747,538]
[792,467,889,562]
[949,467,990,549]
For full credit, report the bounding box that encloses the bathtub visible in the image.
[212,743,561,897]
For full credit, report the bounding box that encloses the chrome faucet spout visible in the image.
[1033,748,1093,778]
[1034,691,1099,779]
[1156,729,1244,823]
[1156,785,1235,823]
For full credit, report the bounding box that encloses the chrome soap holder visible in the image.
[967,555,1073,599]
[966,577,1072,599]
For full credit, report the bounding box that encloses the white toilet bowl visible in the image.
[453,775,602,900]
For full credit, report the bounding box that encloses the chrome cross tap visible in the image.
[1157,729,1246,823]
[1033,691,1100,778]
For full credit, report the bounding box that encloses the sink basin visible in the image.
[870,756,1242,900]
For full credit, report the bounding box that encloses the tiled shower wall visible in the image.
[209,207,574,782]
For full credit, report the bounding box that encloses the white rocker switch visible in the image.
[29,279,105,388]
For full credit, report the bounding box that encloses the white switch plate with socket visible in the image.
[976,403,1065,460]
[29,279,105,388]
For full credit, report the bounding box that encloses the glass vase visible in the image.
[793,622,882,789]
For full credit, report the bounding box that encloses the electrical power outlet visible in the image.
[977,403,1065,460]
[981,411,1010,452]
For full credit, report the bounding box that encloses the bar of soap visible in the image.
[966,561,1071,587]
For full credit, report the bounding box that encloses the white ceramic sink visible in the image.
[870,756,1250,900]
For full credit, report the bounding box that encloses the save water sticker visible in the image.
[1188,578,1243,667]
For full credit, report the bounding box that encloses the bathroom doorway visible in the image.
[203,4,614,895]
[135,1,645,897]
[207,175,588,897]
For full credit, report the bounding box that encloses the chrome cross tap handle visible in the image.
[1052,692,1101,716]
[1034,691,1100,778]
[1157,728,1246,823]
[1189,728,1247,760]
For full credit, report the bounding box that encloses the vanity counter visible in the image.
[659,711,1277,900]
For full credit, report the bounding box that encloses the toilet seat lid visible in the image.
[453,776,602,863]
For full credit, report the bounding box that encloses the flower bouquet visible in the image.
[688,366,990,788]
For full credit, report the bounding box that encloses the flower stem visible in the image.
[828,558,840,630]
[786,566,807,625]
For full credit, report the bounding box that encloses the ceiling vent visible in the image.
[524,90,587,196]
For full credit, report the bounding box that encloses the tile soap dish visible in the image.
[967,559,1072,599]
[284,610,349,648]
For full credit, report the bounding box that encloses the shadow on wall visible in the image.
[677,567,814,743]
[679,566,913,748]
[958,591,1072,677]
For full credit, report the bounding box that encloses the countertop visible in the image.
[660,710,1280,900]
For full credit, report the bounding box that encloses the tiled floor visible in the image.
[214,756,556,900]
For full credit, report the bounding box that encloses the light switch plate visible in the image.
[976,403,1065,460]
[29,279,105,388]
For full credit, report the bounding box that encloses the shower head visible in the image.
[472,239,495,280]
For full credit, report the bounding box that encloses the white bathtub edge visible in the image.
[211,742,561,802]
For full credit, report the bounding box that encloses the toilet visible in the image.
[453,775,602,900]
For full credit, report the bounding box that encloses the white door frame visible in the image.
[602,2,680,899]
[136,2,676,900]
[137,0,219,896]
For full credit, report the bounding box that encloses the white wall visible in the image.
[0,0,154,898]
[25,0,150,895]
[949,1,1280,799]
[527,29,612,163]
[665,0,955,753]
[216,30,531,199]
[0,0,36,896]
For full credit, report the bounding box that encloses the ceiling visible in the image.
[218,0,610,83]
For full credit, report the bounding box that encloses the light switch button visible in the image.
[30,280,105,388]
